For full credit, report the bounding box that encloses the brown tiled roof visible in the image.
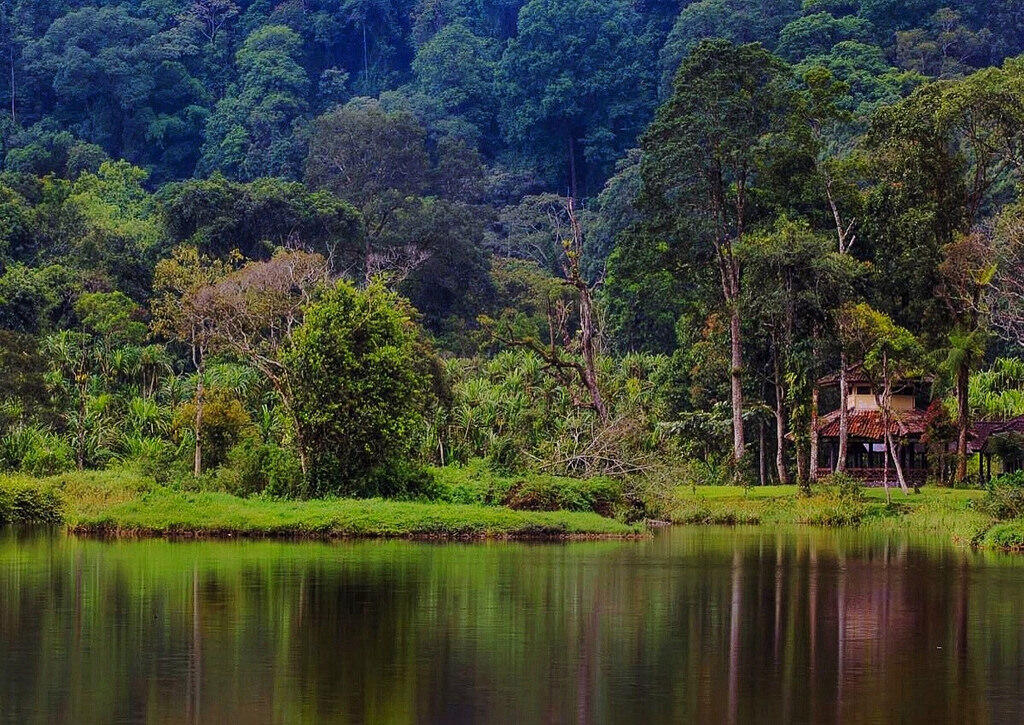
[815,408,928,439]
[968,416,1024,453]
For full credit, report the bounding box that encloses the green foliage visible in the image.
[501,475,623,517]
[777,13,874,61]
[430,462,626,516]
[496,0,656,195]
[979,472,1024,520]
[0,424,73,476]
[430,349,668,477]
[816,471,865,500]
[412,22,499,139]
[159,174,360,262]
[173,387,252,471]
[221,437,302,498]
[284,281,435,497]
[200,25,308,179]
[0,477,63,525]
[969,358,1024,420]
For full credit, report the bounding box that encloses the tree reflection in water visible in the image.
[0,527,1021,723]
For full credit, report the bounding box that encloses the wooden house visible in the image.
[813,367,930,485]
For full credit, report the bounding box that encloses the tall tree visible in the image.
[199,25,309,180]
[865,58,1024,481]
[637,39,798,467]
[151,246,229,476]
[742,218,862,490]
[496,0,655,198]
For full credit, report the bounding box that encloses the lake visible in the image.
[2,526,1023,724]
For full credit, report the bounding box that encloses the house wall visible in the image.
[848,389,915,411]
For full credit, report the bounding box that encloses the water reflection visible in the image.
[1,527,1023,724]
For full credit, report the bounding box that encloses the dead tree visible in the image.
[491,198,608,425]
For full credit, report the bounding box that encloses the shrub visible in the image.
[172,387,252,470]
[429,460,513,505]
[816,472,864,501]
[223,438,303,497]
[0,478,64,524]
[501,475,624,517]
[284,281,436,497]
[117,435,177,483]
[980,472,1024,520]
[429,462,629,517]
[358,461,441,501]
[427,349,668,478]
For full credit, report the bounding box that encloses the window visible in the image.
[856,386,871,395]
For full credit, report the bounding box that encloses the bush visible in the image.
[430,462,627,517]
[118,435,177,483]
[980,472,1024,520]
[501,475,623,517]
[430,460,513,505]
[358,461,441,501]
[223,438,303,497]
[816,472,864,501]
[982,520,1024,549]
[0,478,64,524]
[429,350,668,478]
[172,387,252,470]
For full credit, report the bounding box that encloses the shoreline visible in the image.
[666,484,1010,549]
[7,471,1024,549]
[66,523,650,542]
[1,470,643,541]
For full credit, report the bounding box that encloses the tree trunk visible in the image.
[810,385,820,482]
[955,358,969,484]
[293,416,309,478]
[192,339,204,478]
[193,371,203,477]
[885,430,909,493]
[837,355,849,473]
[796,446,809,490]
[76,400,86,470]
[567,199,607,424]
[882,440,891,504]
[730,307,745,465]
[773,353,789,485]
[8,44,14,123]
[879,370,909,493]
[758,420,766,486]
[361,23,368,79]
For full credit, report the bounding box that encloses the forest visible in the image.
[2,0,1024,526]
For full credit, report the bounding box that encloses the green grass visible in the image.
[669,484,995,545]
[7,469,1024,549]
[429,462,624,516]
[979,521,1024,550]
[0,469,639,540]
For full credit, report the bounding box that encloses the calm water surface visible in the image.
[2,526,1024,724]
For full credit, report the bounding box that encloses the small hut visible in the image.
[813,367,931,485]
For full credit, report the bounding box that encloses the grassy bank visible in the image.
[0,470,640,540]
[669,484,996,546]
[8,469,1024,549]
